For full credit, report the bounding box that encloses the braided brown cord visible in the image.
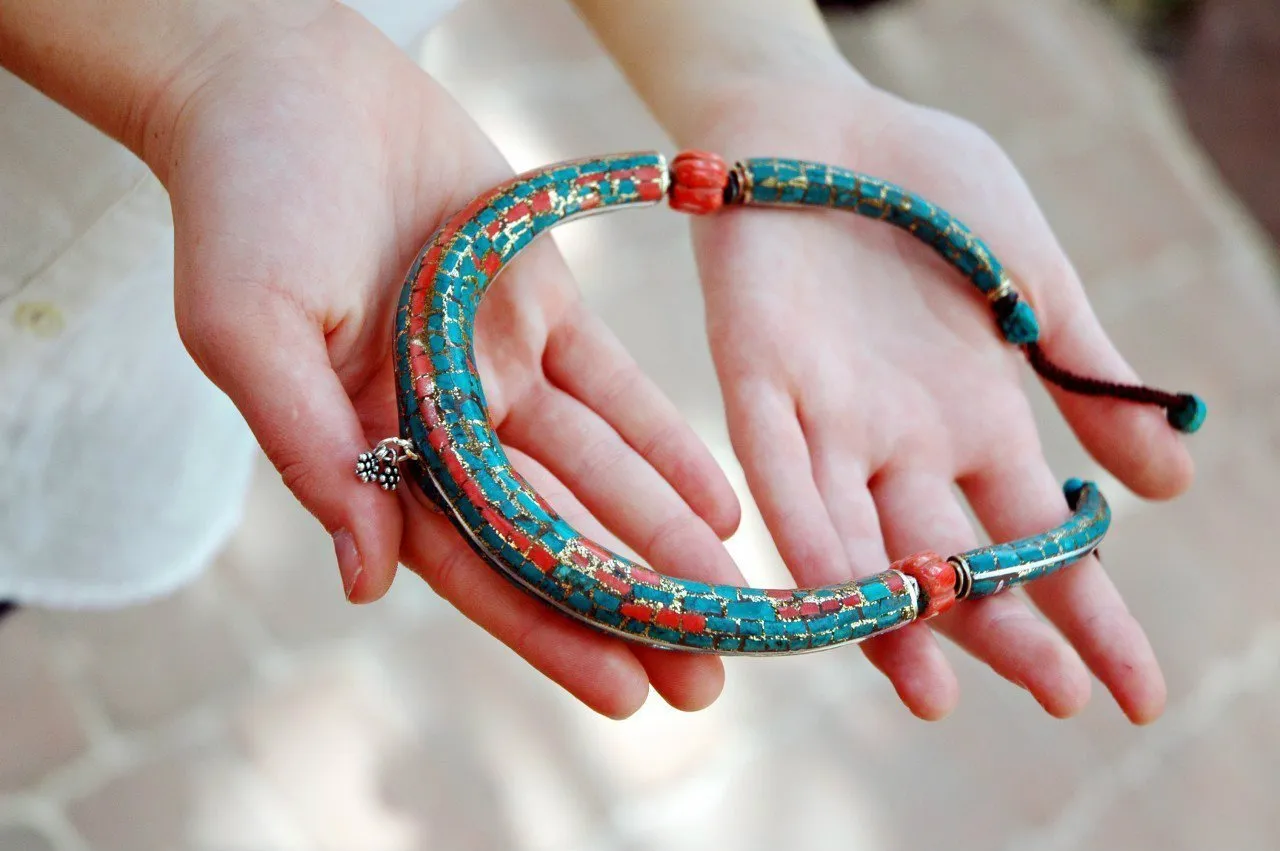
[1024,342,1187,408]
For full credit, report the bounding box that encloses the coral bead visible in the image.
[668,150,729,215]
[892,550,957,620]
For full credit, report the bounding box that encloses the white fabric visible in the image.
[0,1,457,608]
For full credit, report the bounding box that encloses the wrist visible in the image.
[130,1,338,182]
[574,0,869,150]
[673,60,883,158]
[0,0,334,182]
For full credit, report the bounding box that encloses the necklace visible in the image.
[357,151,1204,655]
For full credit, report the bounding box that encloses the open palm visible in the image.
[159,6,741,717]
[694,80,1193,722]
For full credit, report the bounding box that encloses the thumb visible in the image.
[179,296,402,602]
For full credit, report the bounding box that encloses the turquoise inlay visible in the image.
[705,616,739,634]
[834,608,864,628]
[685,596,725,615]
[713,584,743,600]
[683,633,715,650]
[478,527,503,551]
[595,608,624,628]
[809,614,838,632]
[513,515,541,539]
[592,591,622,613]
[726,599,776,621]
[966,551,996,575]
[631,584,675,606]
[647,625,682,645]
[803,184,831,204]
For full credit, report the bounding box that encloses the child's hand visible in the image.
[154,5,741,718]
[689,73,1193,722]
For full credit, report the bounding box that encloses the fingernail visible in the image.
[333,529,363,601]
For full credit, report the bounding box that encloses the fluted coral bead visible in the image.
[892,550,957,620]
[668,150,729,215]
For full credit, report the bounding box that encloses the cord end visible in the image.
[1063,477,1086,510]
[1166,393,1207,434]
[991,291,1041,344]
[1023,342,1206,436]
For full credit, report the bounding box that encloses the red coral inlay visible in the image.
[581,539,614,562]
[620,603,654,623]
[628,566,662,586]
[441,447,467,486]
[530,546,558,574]
[597,572,632,596]
[680,613,707,633]
[461,478,485,507]
[414,374,435,402]
[655,609,682,630]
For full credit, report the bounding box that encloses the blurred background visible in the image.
[2,0,1278,848]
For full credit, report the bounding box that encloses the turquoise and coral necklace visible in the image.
[356,151,1205,655]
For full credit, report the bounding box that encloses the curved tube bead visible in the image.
[739,157,1040,344]
[392,151,1108,655]
[953,479,1109,600]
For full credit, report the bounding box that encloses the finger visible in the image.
[960,458,1166,724]
[544,304,741,538]
[727,382,849,583]
[807,436,958,720]
[871,467,1092,718]
[400,492,651,719]
[179,297,400,603]
[1007,248,1194,500]
[630,645,725,712]
[506,447,727,712]
[501,384,743,588]
[403,444,724,713]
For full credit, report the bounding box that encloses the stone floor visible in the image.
[3,0,1279,849]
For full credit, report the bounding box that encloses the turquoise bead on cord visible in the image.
[1063,477,1086,509]
[999,299,1041,344]
[1167,394,1207,433]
